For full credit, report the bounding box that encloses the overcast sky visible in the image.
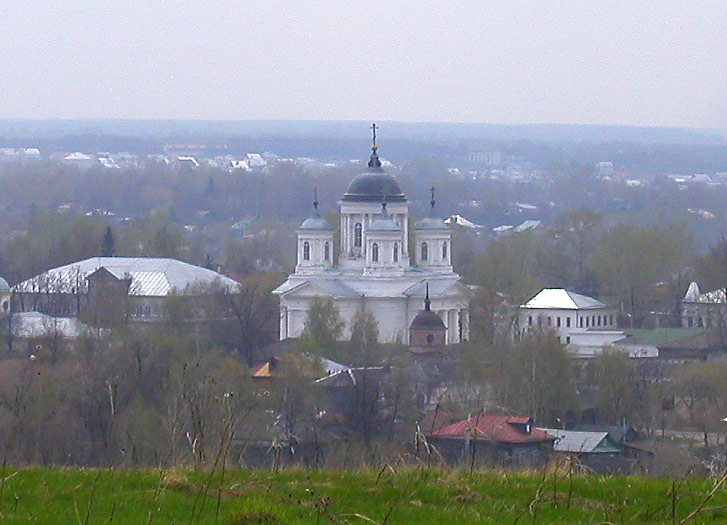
[1,1,725,127]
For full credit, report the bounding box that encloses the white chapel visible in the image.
[273,127,470,344]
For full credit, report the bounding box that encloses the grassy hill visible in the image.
[0,467,726,523]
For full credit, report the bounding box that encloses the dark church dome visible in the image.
[343,125,406,203]
[343,171,406,203]
[410,309,446,330]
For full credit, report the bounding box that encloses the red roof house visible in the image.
[428,412,555,467]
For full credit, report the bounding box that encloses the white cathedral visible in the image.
[273,127,470,345]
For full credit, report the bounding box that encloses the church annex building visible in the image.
[273,127,470,345]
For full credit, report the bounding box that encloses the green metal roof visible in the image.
[617,327,709,348]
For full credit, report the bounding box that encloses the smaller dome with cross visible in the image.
[409,283,446,348]
[299,189,333,230]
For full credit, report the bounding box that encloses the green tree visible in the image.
[211,273,281,366]
[470,232,543,306]
[553,209,602,289]
[349,310,380,366]
[592,348,637,424]
[101,226,116,257]
[590,223,691,327]
[673,361,727,447]
[300,297,345,356]
[348,310,382,446]
[489,334,576,424]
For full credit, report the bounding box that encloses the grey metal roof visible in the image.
[369,217,401,231]
[522,288,607,310]
[299,216,333,230]
[303,279,361,298]
[13,257,239,297]
[274,275,466,301]
[403,279,464,298]
[538,428,618,453]
[313,366,387,387]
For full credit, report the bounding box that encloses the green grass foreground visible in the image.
[0,467,726,523]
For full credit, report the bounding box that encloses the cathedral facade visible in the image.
[273,130,470,344]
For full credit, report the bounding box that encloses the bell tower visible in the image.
[414,187,452,273]
[295,189,334,275]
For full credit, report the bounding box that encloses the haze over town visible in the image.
[1,1,725,127]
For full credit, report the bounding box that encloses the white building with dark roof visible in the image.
[519,288,623,356]
[273,128,470,345]
[12,257,238,321]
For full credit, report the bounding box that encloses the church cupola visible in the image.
[363,198,406,275]
[295,189,334,274]
[409,283,446,347]
[414,187,452,273]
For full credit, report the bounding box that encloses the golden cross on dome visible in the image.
[370,123,378,150]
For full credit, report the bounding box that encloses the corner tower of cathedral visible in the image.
[273,125,470,345]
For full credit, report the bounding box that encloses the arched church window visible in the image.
[393,243,399,262]
[442,241,448,259]
[372,243,379,262]
[303,241,310,261]
[324,242,330,261]
[426,334,434,345]
[421,242,428,261]
[354,223,362,248]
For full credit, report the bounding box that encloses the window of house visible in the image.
[557,317,561,327]
[324,242,330,261]
[393,243,399,262]
[566,336,571,344]
[579,317,583,328]
[566,317,571,328]
[372,242,379,262]
[547,316,551,326]
[421,242,428,261]
[354,223,362,248]
[442,242,448,259]
[303,241,310,261]
[528,315,533,326]
[585,317,589,327]
[609,315,613,326]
